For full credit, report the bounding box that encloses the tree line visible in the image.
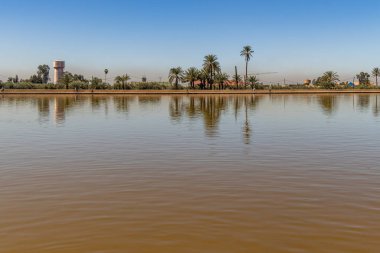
[313,68,380,89]
[168,45,259,90]
[1,46,379,90]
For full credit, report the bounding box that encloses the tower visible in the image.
[53,60,65,84]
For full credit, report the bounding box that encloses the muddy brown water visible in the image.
[0,94,379,253]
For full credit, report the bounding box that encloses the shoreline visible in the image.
[1,89,380,95]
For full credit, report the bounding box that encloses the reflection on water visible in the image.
[168,95,261,139]
[318,95,337,115]
[373,95,380,117]
[3,93,380,124]
[1,94,380,253]
[114,95,135,113]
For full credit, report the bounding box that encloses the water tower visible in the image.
[53,60,65,84]
[304,79,311,86]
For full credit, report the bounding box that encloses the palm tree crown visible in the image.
[203,54,220,89]
[168,67,184,89]
[322,71,339,83]
[248,75,259,89]
[114,74,130,85]
[240,45,254,62]
[184,67,199,88]
[214,72,229,89]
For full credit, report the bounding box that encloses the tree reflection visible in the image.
[113,95,135,114]
[233,96,244,120]
[242,97,252,144]
[373,95,380,117]
[357,95,370,111]
[37,97,50,122]
[318,95,337,115]
[200,96,226,136]
[169,96,184,122]
[91,96,109,113]
[185,96,198,118]
[138,96,161,105]
[169,95,261,141]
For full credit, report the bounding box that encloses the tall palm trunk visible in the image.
[245,60,248,89]
[209,68,213,90]
[235,66,239,89]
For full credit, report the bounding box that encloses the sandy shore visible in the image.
[1,89,380,95]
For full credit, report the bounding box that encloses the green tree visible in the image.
[214,72,229,90]
[60,72,74,89]
[91,77,103,89]
[322,71,339,83]
[316,71,339,89]
[372,67,380,87]
[198,69,208,90]
[7,75,19,83]
[248,75,259,89]
[72,74,87,82]
[356,72,371,85]
[37,64,50,84]
[114,74,131,89]
[184,67,199,89]
[203,55,220,89]
[29,74,43,83]
[168,67,184,89]
[240,45,254,88]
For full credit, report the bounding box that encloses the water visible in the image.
[0,94,379,253]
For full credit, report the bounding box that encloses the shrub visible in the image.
[69,81,89,90]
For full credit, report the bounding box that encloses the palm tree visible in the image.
[356,72,370,85]
[318,71,339,89]
[114,74,130,89]
[168,67,184,89]
[214,72,229,90]
[198,69,208,90]
[240,45,254,88]
[184,67,199,89]
[322,71,339,83]
[248,75,259,89]
[372,67,380,87]
[104,69,109,84]
[203,55,220,89]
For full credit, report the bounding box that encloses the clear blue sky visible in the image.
[0,0,379,83]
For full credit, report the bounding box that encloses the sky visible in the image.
[0,0,379,83]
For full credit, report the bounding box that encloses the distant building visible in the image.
[53,60,65,84]
[304,79,311,85]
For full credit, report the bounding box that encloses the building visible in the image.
[53,60,65,84]
[304,79,311,85]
